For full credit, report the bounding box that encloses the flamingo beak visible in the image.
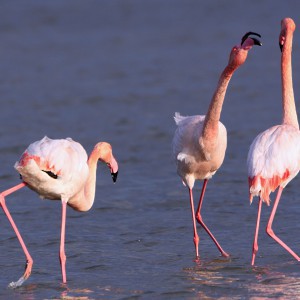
[251,38,262,46]
[109,156,118,183]
[111,171,118,183]
[241,32,262,47]
[279,41,284,52]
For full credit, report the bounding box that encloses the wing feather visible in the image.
[22,136,88,179]
[247,125,300,203]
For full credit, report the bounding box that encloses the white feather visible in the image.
[247,125,300,184]
[172,113,227,188]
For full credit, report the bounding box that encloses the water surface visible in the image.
[0,1,300,299]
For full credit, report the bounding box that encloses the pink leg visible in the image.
[188,188,199,260]
[60,200,67,284]
[251,197,262,265]
[195,179,229,257]
[0,183,33,288]
[266,187,300,261]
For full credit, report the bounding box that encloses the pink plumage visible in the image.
[15,136,89,202]
[247,18,300,265]
[172,32,261,260]
[0,136,118,287]
[248,125,300,205]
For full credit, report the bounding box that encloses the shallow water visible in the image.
[1,1,300,299]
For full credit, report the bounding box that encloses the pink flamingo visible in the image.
[173,32,261,260]
[248,18,300,265]
[0,136,118,287]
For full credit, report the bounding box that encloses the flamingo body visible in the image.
[173,113,227,189]
[248,124,300,205]
[15,136,89,203]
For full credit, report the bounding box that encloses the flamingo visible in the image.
[247,18,300,265]
[172,32,261,260]
[0,136,118,287]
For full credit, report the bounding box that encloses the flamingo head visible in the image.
[279,17,296,52]
[228,32,262,69]
[94,142,119,183]
[108,158,118,183]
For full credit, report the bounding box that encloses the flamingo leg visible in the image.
[188,188,199,260]
[266,186,300,261]
[195,179,229,257]
[0,183,33,288]
[60,200,67,284]
[251,197,262,265]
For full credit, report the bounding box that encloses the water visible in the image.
[0,0,300,299]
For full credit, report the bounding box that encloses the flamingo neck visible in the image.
[202,66,234,139]
[282,29,299,128]
[83,150,100,210]
[68,148,99,212]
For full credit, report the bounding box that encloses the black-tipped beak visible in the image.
[111,171,118,183]
[241,32,262,46]
[251,38,262,46]
[279,42,283,52]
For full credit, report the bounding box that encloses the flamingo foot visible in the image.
[8,259,32,289]
[194,255,200,263]
[8,276,26,289]
[221,251,230,258]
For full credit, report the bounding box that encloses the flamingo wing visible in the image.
[22,136,87,178]
[247,125,300,204]
[15,136,89,200]
[172,113,205,162]
[172,113,227,188]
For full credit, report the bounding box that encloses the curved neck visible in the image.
[83,152,99,209]
[68,149,99,212]
[282,30,299,128]
[202,66,234,139]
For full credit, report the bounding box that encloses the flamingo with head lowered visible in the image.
[172,32,261,260]
[247,17,300,265]
[0,136,118,287]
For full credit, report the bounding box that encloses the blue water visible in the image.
[0,0,300,299]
